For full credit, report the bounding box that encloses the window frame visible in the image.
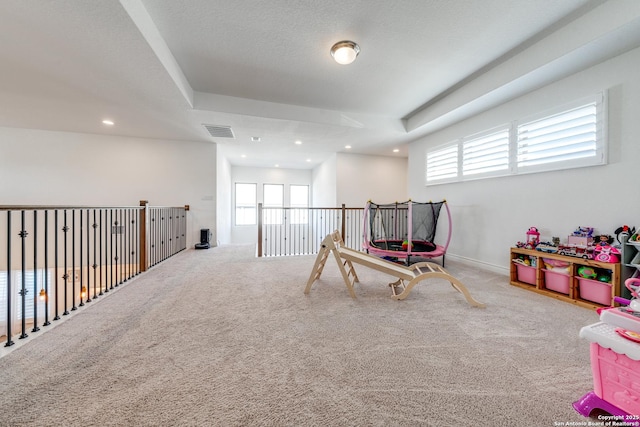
[289,184,309,225]
[234,182,257,226]
[514,93,607,175]
[425,92,607,186]
[263,183,284,225]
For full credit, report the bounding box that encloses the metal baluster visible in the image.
[120,208,124,282]
[5,211,14,347]
[92,210,97,300]
[78,209,84,307]
[133,208,138,275]
[18,210,28,339]
[161,211,165,262]
[111,209,119,288]
[163,208,167,260]
[104,209,109,293]
[149,210,154,267]
[43,211,50,326]
[168,209,172,259]
[158,208,161,264]
[71,210,77,311]
[99,210,104,296]
[54,211,61,320]
[182,209,186,251]
[113,209,122,286]
[126,209,130,281]
[32,210,40,332]
[85,209,91,303]
[109,209,114,290]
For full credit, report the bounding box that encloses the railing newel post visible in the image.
[341,204,346,242]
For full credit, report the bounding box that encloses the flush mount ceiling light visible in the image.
[330,40,360,65]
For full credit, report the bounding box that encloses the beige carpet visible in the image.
[0,245,599,426]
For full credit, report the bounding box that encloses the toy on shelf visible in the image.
[557,244,594,260]
[542,257,569,273]
[516,227,540,250]
[596,234,614,246]
[577,265,612,284]
[536,241,559,253]
[593,244,621,263]
[577,266,598,280]
[615,225,636,245]
[568,226,594,247]
[512,254,536,267]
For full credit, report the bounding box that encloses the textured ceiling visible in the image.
[1,0,638,169]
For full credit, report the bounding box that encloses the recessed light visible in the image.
[241,154,246,158]
[295,140,302,145]
[275,164,279,168]
[306,159,311,162]
[251,136,261,142]
[393,148,400,153]
[345,145,352,149]
[102,119,114,126]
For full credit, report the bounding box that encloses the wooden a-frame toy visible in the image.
[304,230,485,307]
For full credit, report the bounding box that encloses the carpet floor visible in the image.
[0,245,600,426]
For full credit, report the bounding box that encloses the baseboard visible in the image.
[447,253,509,276]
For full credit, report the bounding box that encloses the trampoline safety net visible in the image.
[367,201,444,250]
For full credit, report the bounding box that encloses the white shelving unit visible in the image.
[620,234,640,300]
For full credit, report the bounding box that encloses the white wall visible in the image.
[230,166,312,244]
[336,153,407,207]
[408,46,640,270]
[216,146,232,245]
[311,154,337,207]
[0,127,216,248]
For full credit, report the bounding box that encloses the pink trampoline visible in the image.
[362,200,451,266]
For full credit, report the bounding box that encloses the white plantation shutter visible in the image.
[426,144,458,183]
[0,272,7,333]
[1,269,50,336]
[462,127,510,177]
[424,93,606,185]
[517,96,604,171]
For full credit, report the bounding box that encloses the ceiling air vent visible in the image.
[203,124,235,139]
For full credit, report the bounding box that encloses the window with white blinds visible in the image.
[425,92,606,185]
[0,269,50,322]
[462,128,510,177]
[516,94,605,173]
[426,145,458,183]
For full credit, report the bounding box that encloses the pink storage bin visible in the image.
[543,269,570,294]
[578,277,612,305]
[515,264,536,285]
